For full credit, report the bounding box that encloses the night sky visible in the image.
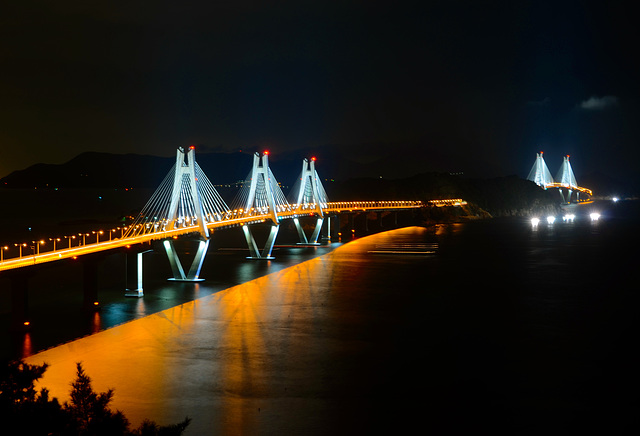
[2,1,638,187]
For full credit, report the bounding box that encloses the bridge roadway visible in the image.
[0,200,423,272]
[544,183,593,196]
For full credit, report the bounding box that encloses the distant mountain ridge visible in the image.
[1,149,633,200]
[0,151,328,190]
[0,143,507,190]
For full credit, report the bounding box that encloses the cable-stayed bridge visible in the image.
[527,152,593,203]
[0,147,423,286]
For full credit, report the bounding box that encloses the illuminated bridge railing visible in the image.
[544,183,593,196]
[325,200,424,212]
[428,198,467,207]
[0,200,427,272]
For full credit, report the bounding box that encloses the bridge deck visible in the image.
[544,183,593,196]
[0,201,423,272]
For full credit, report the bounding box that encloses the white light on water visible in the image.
[563,214,575,222]
[547,216,555,224]
[590,212,600,221]
[531,217,540,227]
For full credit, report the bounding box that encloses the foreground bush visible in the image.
[0,360,190,436]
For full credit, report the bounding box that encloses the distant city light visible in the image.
[612,197,619,202]
[590,212,600,221]
[531,217,540,227]
[547,216,555,224]
[563,214,575,222]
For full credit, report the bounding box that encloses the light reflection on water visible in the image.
[21,206,640,434]
[24,227,434,434]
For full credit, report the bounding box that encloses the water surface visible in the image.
[23,202,640,434]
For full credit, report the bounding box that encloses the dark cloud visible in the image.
[578,95,619,111]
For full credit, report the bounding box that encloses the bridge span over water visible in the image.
[1,148,429,327]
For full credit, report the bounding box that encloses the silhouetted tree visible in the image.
[1,360,190,436]
[64,362,130,435]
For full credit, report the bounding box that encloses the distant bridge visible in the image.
[527,152,593,202]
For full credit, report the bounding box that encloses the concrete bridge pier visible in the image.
[82,256,101,311]
[9,271,31,332]
[348,213,355,236]
[294,217,323,245]
[125,251,143,297]
[125,248,153,296]
[320,215,335,242]
[163,238,208,282]
[558,188,573,204]
[243,223,279,259]
[330,214,342,240]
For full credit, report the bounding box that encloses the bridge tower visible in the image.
[290,157,329,244]
[124,146,230,290]
[555,155,578,203]
[527,152,554,188]
[162,147,210,282]
[233,152,291,259]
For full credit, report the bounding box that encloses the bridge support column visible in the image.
[294,217,323,245]
[163,239,208,282]
[83,257,100,310]
[243,223,279,259]
[310,217,323,243]
[9,273,30,332]
[293,218,308,244]
[559,188,573,204]
[126,251,145,296]
[321,215,332,242]
[377,211,384,228]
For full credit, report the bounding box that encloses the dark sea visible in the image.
[6,199,639,434]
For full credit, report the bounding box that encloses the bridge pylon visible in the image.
[163,147,209,281]
[124,146,230,284]
[527,152,554,188]
[555,155,578,204]
[232,152,291,259]
[289,157,329,244]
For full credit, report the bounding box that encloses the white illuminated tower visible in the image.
[555,155,579,203]
[124,146,230,283]
[527,152,554,188]
[555,155,578,188]
[289,157,329,244]
[231,152,291,259]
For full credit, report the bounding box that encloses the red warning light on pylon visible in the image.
[264,150,270,155]
[190,145,195,150]
[311,156,317,161]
